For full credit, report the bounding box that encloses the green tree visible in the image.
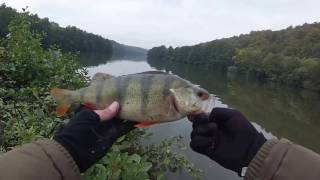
[148,20,320,92]
[0,4,112,57]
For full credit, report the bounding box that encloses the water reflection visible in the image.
[86,60,156,77]
[149,60,320,153]
[79,53,112,67]
[79,52,146,67]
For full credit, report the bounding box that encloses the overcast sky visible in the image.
[3,0,320,49]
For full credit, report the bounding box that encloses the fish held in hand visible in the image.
[50,71,214,127]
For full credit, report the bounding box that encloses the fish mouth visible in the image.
[197,91,210,100]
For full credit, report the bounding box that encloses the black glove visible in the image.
[54,102,136,172]
[189,108,266,175]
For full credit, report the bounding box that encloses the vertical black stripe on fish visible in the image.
[115,76,123,103]
[141,74,154,116]
[116,76,131,105]
[95,82,103,107]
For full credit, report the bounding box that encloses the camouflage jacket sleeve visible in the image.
[0,139,81,180]
[245,138,320,180]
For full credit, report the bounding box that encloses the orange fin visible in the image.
[134,121,158,128]
[50,88,74,117]
[83,103,97,110]
[57,104,70,117]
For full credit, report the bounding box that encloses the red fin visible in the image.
[134,121,158,128]
[50,88,73,117]
[83,103,97,110]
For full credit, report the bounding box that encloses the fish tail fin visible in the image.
[50,88,75,117]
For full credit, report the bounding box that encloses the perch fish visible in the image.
[51,71,215,128]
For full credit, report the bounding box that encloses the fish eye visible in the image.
[197,92,204,98]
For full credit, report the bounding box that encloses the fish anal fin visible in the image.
[83,103,97,110]
[134,121,158,128]
[57,104,71,117]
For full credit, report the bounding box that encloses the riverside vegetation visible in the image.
[148,23,320,92]
[0,11,202,180]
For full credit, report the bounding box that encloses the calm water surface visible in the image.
[86,59,320,180]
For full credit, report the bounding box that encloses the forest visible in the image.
[0,4,146,59]
[148,23,320,91]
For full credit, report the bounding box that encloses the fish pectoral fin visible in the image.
[134,121,158,128]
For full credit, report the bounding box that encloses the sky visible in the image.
[3,0,320,49]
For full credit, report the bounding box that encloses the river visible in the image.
[85,58,320,180]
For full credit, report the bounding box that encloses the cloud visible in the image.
[4,0,320,49]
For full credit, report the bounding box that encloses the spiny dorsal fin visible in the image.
[133,71,168,75]
[92,72,114,82]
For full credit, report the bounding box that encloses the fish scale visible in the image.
[146,75,170,121]
[140,74,154,117]
[121,76,143,119]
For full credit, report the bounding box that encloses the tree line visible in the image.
[0,4,147,59]
[0,4,112,55]
[147,23,320,91]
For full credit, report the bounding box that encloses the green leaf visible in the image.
[156,173,165,180]
[140,162,152,172]
[116,135,125,143]
[128,154,141,163]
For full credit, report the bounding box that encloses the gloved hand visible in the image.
[189,108,266,175]
[54,102,136,172]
